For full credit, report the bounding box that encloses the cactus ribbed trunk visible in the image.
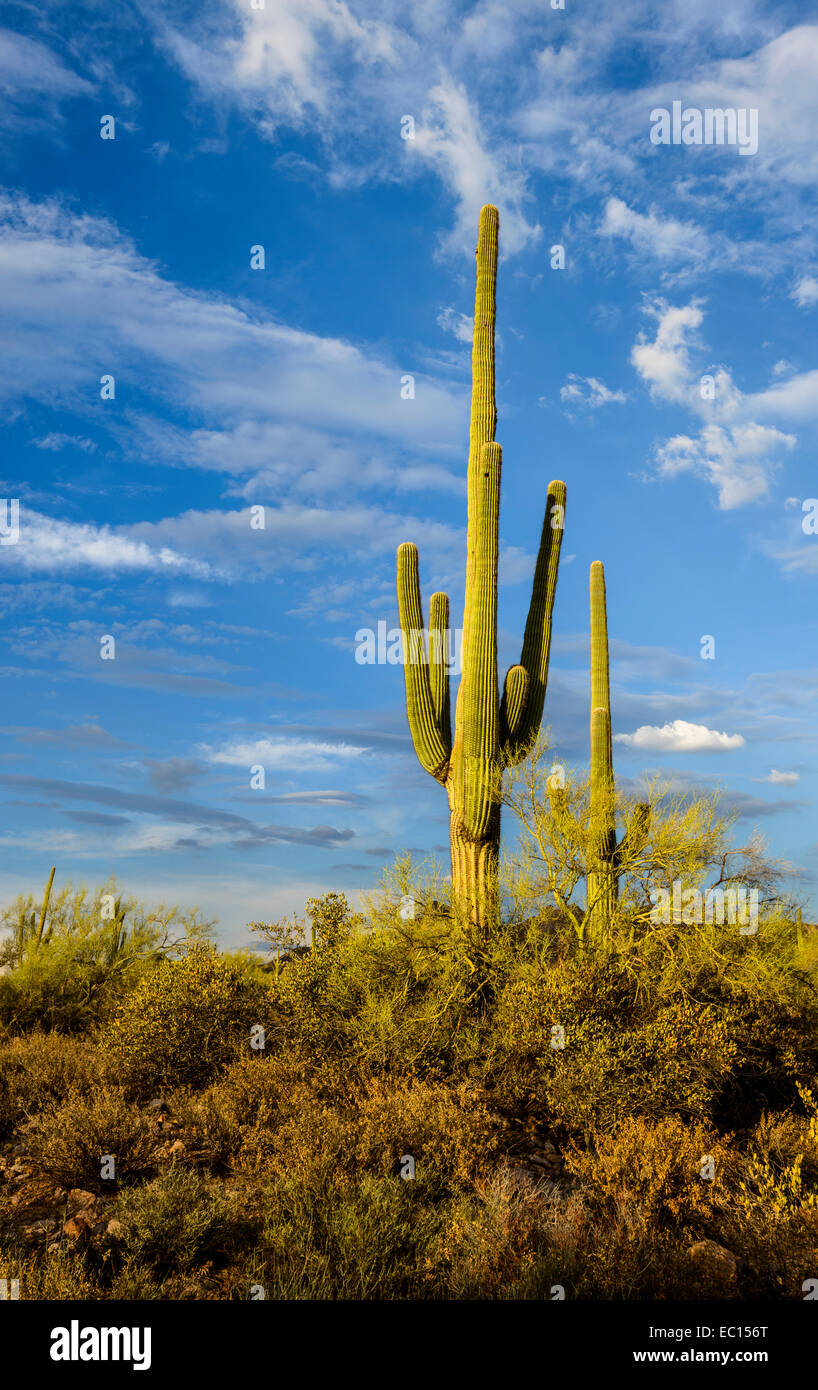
[449,808,500,924]
[397,206,566,932]
[587,565,617,935]
[585,563,650,937]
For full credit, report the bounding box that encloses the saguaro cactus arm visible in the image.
[397,543,451,783]
[590,560,612,771]
[429,590,452,748]
[502,480,566,759]
[616,801,651,866]
[36,865,56,946]
[499,664,529,747]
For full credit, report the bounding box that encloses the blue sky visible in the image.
[0,0,815,944]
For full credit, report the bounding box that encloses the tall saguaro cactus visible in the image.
[587,563,618,930]
[586,562,649,934]
[397,205,566,929]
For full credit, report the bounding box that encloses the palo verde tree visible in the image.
[397,205,566,930]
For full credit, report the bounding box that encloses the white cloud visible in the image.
[167,0,398,124]
[0,29,94,127]
[437,306,473,343]
[0,508,213,578]
[560,373,626,409]
[72,6,817,281]
[152,5,538,257]
[202,736,373,774]
[0,191,465,496]
[755,768,799,784]
[600,197,711,266]
[792,276,818,308]
[615,719,745,752]
[32,433,96,453]
[744,369,818,423]
[630,298,705,404]
[688,24,818,188]
[632,296,807,507]
[655,421,795,508]
[124,502,465,580]
[411,79,540,256]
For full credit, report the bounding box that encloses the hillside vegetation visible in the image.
[1,766,816,1300]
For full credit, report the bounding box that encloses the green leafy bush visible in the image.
[491,944,817,1141]
[101,946,276,1094]
[0,879,213,1033]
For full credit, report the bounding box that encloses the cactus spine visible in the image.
[397,205,566,929]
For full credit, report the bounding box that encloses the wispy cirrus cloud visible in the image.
[0,191,464,480]
[0,27,94,129]
[201,736,374,774]
[560,372,626,411]
[0,773,355,850]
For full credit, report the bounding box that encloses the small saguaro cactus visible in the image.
[36,865,56,946]
[14,865,56,964]
[586,562,649,934]
[397,205,566,930]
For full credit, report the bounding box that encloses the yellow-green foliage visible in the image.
[2,844,818,1302]
[737,1088,818,1217]
[0,878,213,1033]
[565,1116,736,1231]
[258,889,483,1075]
[102,945,275,1093]
[492,956,745,1136]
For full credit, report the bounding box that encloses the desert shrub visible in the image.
[182,1053,291,1173]
[0,1032,114,1139]
[254,884,483,1078]
[491,957,738,1138]
[187,1052,367,1178]
[0,879,213,1033]
[245,1170,447,1299]
[185,1053,498,1193]
[101,945,276,1094]
[564,1115,736,1233]
[0,1242,98,1301]
[735,1088,818,1218]
[114,1167,256,1273]
[490,938,817,1142]
[718,1203,818,1298]
[749,1096,818,1187]
[434,1166,557,1298]
[352,1078,499,1190]
[27,1087,154,1189]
